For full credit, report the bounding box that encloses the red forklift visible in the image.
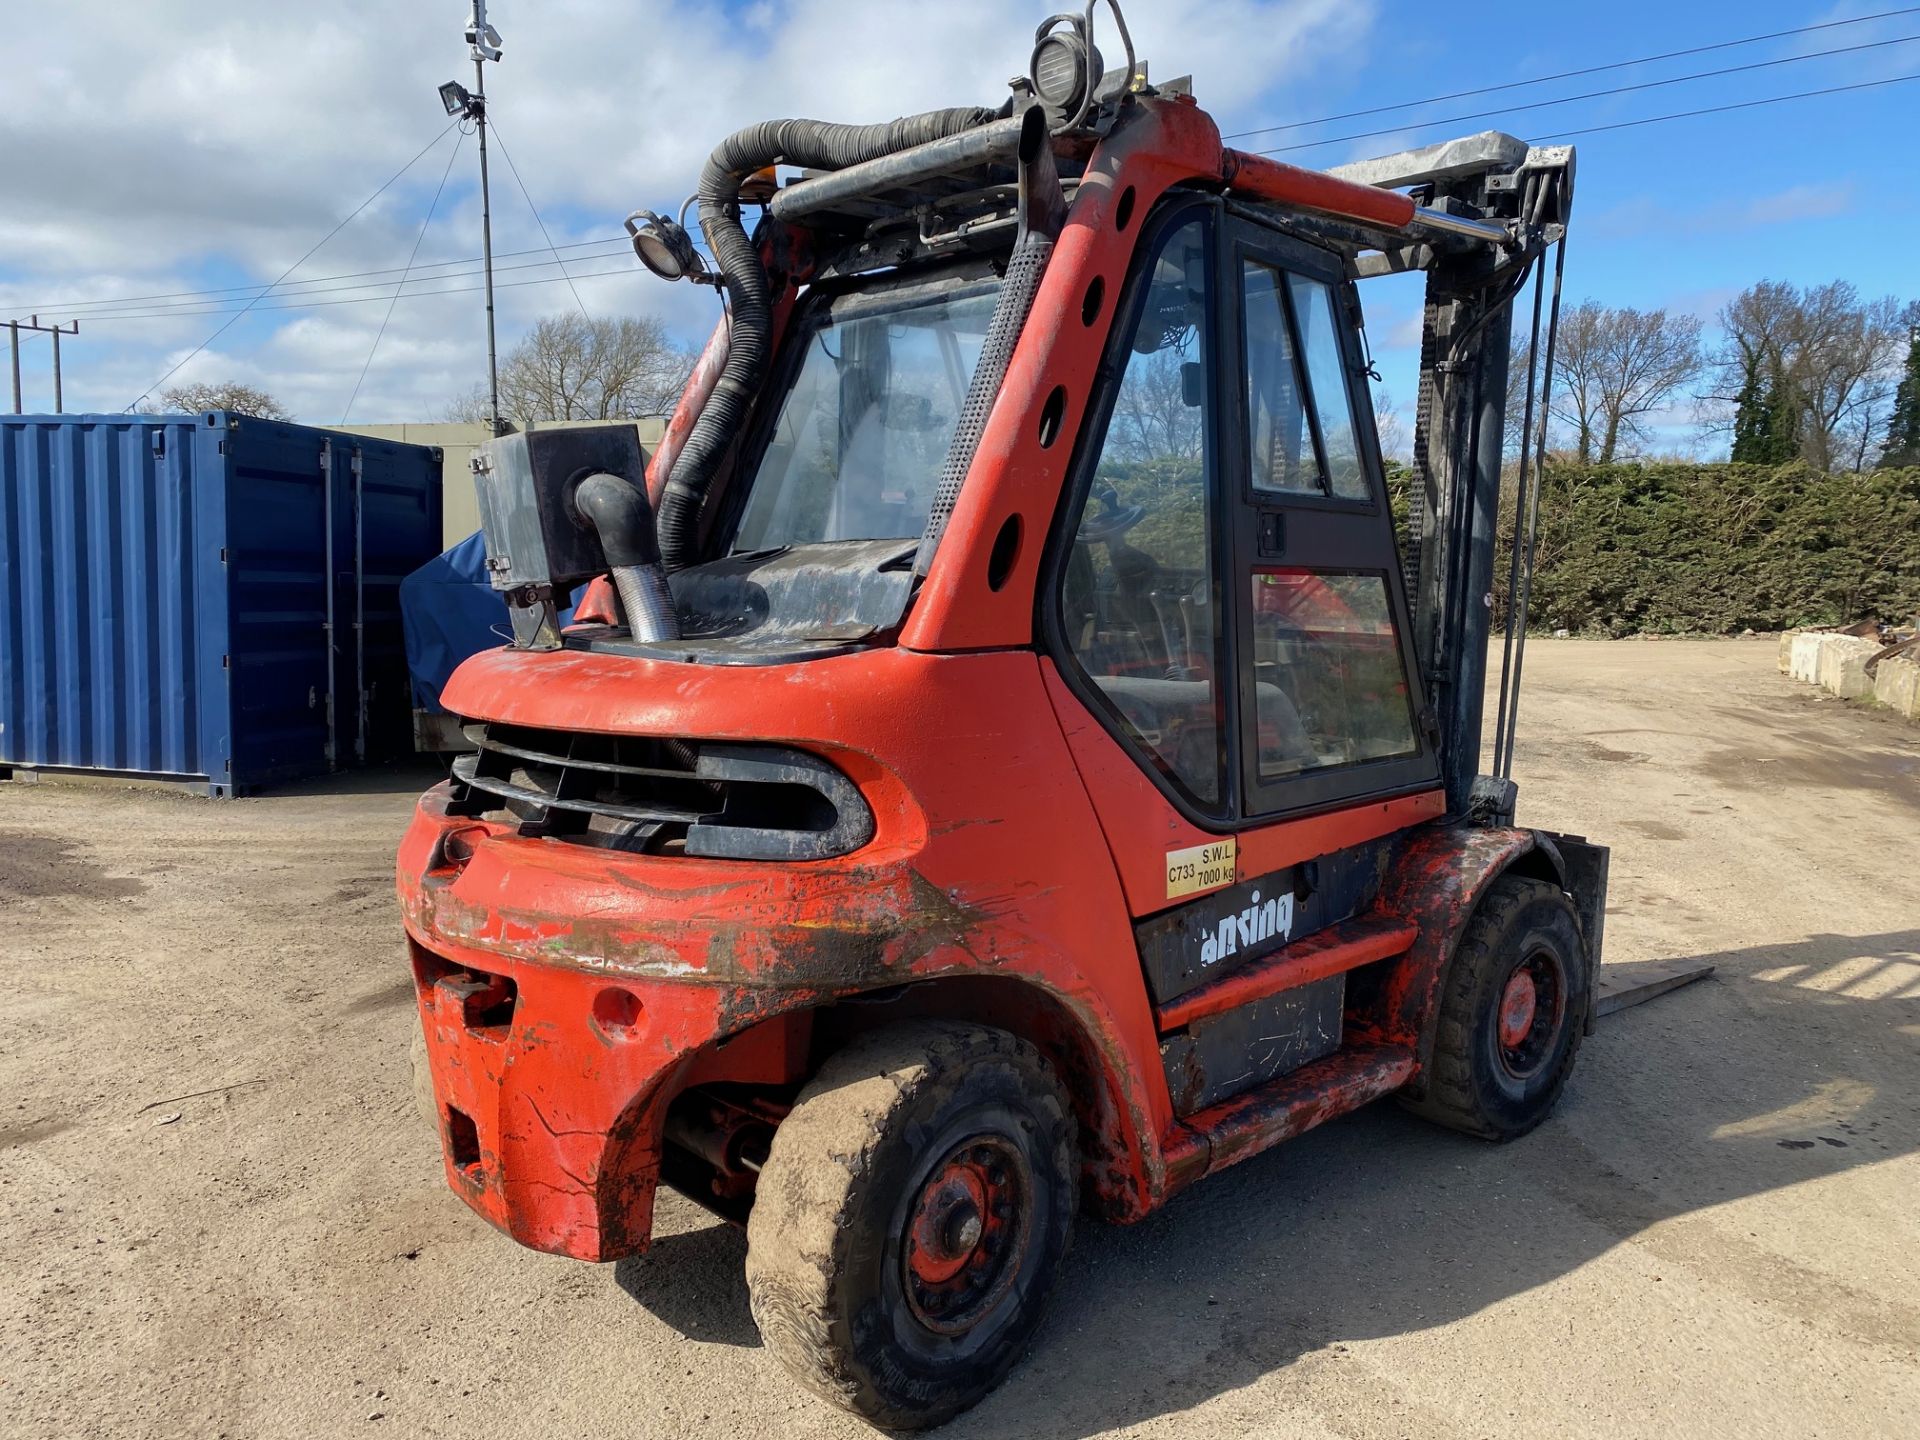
[398,3,1600,1426]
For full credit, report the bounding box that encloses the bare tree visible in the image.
[142,381,292,421]
[1107,345,1205,463]
[1548,302,1703,464]
[448,313,696,424]
[1371,383,1406,460]
[1504,336,1544,456]
[1707,281,1916,471]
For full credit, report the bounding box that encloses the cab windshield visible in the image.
[733,279,1000,553]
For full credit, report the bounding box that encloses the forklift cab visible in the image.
[1050,197,1435,828]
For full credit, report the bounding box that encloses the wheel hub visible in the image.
[1498,970,1539,1049]
[902,1138,1029,1334]
[1496,950,1567,1080]
[907,1169,988,1284]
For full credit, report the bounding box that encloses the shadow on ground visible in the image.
[262,759,450,800]
[614,1222,759,1348]
[612,929,1920,1436]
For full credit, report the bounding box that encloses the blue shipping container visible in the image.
[0,412,442,795]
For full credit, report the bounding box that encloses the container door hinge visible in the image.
[221,654,230,669]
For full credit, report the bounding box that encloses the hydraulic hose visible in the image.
[654,107,1000,570]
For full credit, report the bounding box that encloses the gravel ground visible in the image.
[2,638,1916,1439]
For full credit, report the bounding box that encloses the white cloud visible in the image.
[5,0,1376,421]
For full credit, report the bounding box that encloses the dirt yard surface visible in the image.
[2,639,1916,1439]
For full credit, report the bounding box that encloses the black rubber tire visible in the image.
[745,1021,1078,1430]
[1401,874,1591,1141]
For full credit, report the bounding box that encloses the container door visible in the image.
[351,437,444,762]
[222,416,340,787]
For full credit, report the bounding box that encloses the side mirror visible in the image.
[1181,361,1204,409]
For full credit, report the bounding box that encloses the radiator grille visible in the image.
[448,721,873,860]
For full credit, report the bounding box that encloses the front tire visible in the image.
[745,1021,1078,1430]
[1402,874,1591,1141]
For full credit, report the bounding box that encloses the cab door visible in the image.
[1223,218,1438,817]
[1039,198,1440,1116]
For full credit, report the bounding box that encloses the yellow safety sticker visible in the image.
[1165,838,1237,899]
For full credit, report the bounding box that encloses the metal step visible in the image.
[1154,914,1419,1033]
[1163,1041,1417,1192]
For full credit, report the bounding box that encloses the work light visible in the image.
[625,210,705,283]
[1029,17,1102,125]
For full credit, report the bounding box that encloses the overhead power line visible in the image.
[484,120,591,320]
[127,121,460,411]
[342,129,465,423]
[63,245,634,322]
[1532,70,1920,141]
[27,237,629,315]
[83,263,643,325]
[1248,29,1920,156]
[1223,5,1920,139]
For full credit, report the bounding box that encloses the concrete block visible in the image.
[1788,632,1825,684]
[1778,630,1800,673]
[1874,655,1920,721]
[1816,635,1880,700]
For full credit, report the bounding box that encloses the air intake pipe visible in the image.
[653,106,1001,570]
[914,103,1065,577]
[573,471,680,642]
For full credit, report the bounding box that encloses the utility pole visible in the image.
[7,315,79,413]
[464,3,504,436]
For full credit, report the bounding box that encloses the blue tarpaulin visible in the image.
[399,533,596,712]
[398,532,512,712]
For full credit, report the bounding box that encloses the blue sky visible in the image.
[1322,0,1920,450]
[4,0,1914,453]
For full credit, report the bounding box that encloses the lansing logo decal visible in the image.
[1198,888,1295,968]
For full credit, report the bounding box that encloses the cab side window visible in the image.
[1288,275,1368,500]
[1241,263,1369,502]
[1249,570,1419,778]
[1058,214,1223,807]
[1241,261,1316,496]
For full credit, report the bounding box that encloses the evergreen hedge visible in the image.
[1390,462,1920,637]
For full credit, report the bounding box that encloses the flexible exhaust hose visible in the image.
[574,470,681,642]
[654,107,999,570]
[608,564,680,644]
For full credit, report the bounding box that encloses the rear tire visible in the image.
[1402,874,1590,1141]
[745,1021,1077,1430]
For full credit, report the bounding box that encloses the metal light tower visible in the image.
[441,2,504,435]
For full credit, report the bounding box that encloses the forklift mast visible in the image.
[1332,133,1574,819]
